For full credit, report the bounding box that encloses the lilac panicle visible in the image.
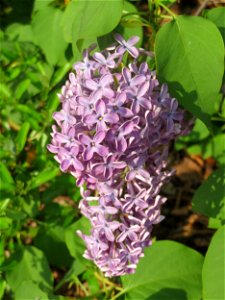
[48,34,188,277]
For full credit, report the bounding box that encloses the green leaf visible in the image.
[55,260,85,291]
[33,0,53,12]
[120,1,143,46]
[72,0,123,57]
[0,163,14,192]
[50,61,73,88]
[32,6,68,65]
[61,1,77,43]
[14,280,49,300]
[202,226,225,300]
[175,119,209,151]
[0,216,12,230]
[15,122,30,153]
[0,247,23,272]
[34,224,73,268]
[187,133,225,164]
[28,167,59,190]
[192,166,225,226]
[6,246,53,292]
[82,269,100,295]
[65,217,92,266]
[208,217,222,229]
[0,278,6,300]
[155,16,224,129]
[206,7,225,45]
[6,23,35,43]
[0,83,11,98]
[122,241,203,300]
[0,199,10,212]
[17,104,42,122]
[62,0,123,43]
[5,208,26,221]
[47,92,60,117]
[15,78,31,99]
[73,37,99,61]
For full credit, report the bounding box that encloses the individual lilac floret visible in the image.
[48,34,189,277]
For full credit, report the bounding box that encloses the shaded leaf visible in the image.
[175,119,209,151]
[192,166,225,226]
[14,280,49,300]
[187,133,225,164]
[15,79,31,99]
[34,224,73,268]
[55,260,85,291]
[0,163,14,192]
[15,122,30,153]
[28,167,59,190]
[0,279,6,300]
[6,246,53,292]
[65,217,92,266]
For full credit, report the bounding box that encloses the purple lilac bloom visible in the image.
[48,33,189,277]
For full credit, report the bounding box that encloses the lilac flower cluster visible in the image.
[48,34,188,277]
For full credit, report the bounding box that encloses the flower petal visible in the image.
[96,99,106,116]
[104,112,119,123]
[96,145,108,157]
[83,147,94,161]
[94,131,106,143]
[79,134,91,145]
[84,113,97,125]
[86,79,98,91]
[120,121,134,136]
[73,157,84,171]
[127,36,139,46]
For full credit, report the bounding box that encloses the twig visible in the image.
[194,0,210,16]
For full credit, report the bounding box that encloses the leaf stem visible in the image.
[111,289,126,300]
[74,276,89,296]
[94,271,123,291]
[159,3,177,19]
[160,14,173,20]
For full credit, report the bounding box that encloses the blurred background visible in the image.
[0,0,224,299]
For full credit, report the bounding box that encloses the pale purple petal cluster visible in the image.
[48,34,188,277]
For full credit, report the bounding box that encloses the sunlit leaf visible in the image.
[71,0,123,55]
[62,0,123,44]
[0,163,14,192]
[32,6,68,65]
[122,241,203,300]
[6,23,35,43]
[202,226,225,300]
[155,16,224,129]
[205,7,225,45]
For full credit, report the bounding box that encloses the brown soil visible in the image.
[152,151,216,255]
